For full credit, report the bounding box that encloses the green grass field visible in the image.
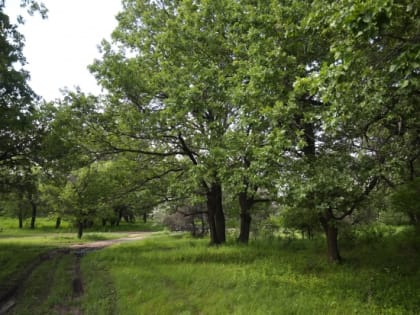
[0,216,161,299]
[1,217,419,314]
[80,231,420,315]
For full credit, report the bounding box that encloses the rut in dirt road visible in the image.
[0,248,70,315]
[0,232,152,314]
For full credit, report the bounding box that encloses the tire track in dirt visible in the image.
[0,248,70,314]
[0,232,152,314]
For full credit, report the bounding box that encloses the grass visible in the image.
[0,216,162,299]
[0,216,162,235]
[8,254,76,315]
[81,229,420,315]
[1,216,419,314]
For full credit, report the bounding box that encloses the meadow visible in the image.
[81,230,420,315]
[0,217,419,315]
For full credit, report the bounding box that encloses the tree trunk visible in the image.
[307,226,313,239]
[116,208,123,226]
[30,201,37,229]
[238,212,251,243]
[408,212,419,226]
[320,212,341,263]
[77,221,83,239]
[207,211,218,244]
[303,122,315,157]
[200,213,206,236]
[238,192,252,243]
[55,217,61,229]
[325,224,341,263]
[18,213,23,229]
[206,182,225,244]
[143,212,147,223]
[191,216,197,237]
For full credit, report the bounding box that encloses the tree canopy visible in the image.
[1,0,419,263]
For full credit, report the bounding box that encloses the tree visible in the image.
[287,0,420,262]
[0,1,47,171]
[0,2,49,227]
[91,0,255,244]
[390,177,420,228]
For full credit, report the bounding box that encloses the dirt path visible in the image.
[69,232,152,250]
[0,232,153,315]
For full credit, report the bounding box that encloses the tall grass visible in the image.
[81,228,420,314]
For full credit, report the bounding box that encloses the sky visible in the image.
[5,0,122,101]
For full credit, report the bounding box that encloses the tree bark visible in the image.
[206,182,225,244]
[116,214,121,226]
[200,213,206,236]
[319,210,341,263]
[238,212,251,243]
[77,221,83,239]
[30,201,37,229]
[191,216,197,237]
[55,217,61,229]
[18,212,23,229]
[238,192,252,243]
[207,211,218,243]
[325,224,341,263]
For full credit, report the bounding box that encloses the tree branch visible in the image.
[177,133,199,165]
[332,176,379,221]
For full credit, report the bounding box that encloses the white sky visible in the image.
[5,0,122,101]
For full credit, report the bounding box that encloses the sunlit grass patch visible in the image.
[81,233,420,314]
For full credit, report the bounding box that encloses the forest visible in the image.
[0,0,419,314]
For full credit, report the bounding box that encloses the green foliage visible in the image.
[279,205,319,237]
[3,0,419,260]
[0,1,47,175]
[390,178,420,226]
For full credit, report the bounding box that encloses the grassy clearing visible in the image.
[1,217,418,314]
[0,216,161,295]
[0,216,162,236]
[81,229,420,315]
